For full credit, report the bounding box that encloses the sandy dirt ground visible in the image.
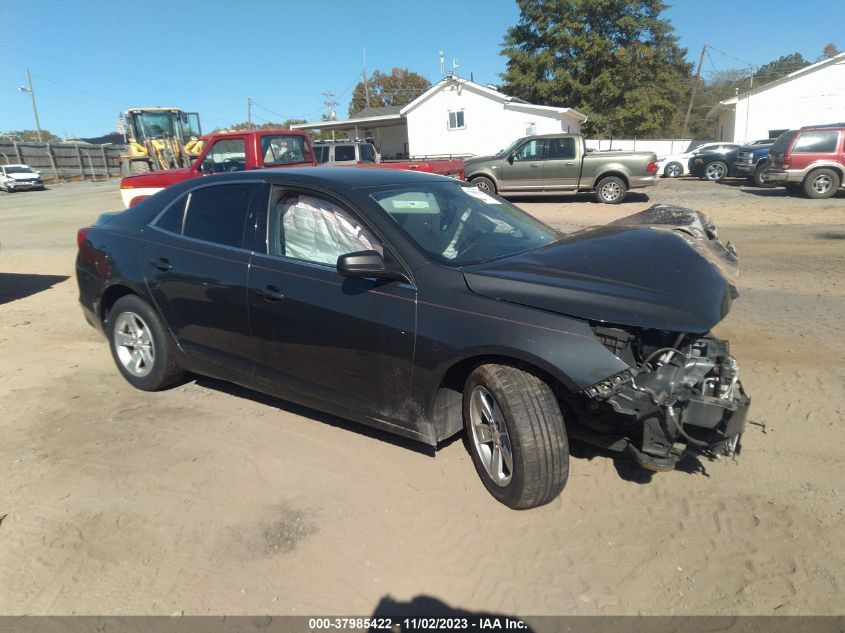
[0,176,843,616]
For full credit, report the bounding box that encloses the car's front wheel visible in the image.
[107,295,184,391]
[705,161,728,181]
[463,364,569,509]
[471,176,496,194]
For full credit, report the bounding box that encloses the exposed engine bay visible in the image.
[573,327,750,471]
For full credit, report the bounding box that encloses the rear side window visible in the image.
[261,134,309,165]
[792,131,839,153]
[548,137,576,159]
[155,195,188,234]
[334,145,356,162]
[359,144,376,163]
[182,183,256,248]
[314,146,328,164]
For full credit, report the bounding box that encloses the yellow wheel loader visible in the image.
[120,108,204,175]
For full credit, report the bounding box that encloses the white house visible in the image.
[401,74,587,157]
[708,52,845,143]
[291,74,587,158]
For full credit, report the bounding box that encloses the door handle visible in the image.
[530,163,541,168]
[149,257,172,271]
[255,285,286,301]
[564,162,575,166]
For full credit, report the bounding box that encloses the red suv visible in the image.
[762,123,845,198]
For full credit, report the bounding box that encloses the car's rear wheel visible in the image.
[471,176,496,194]
[803,168,840,199]
[705,161,728,181]
[107,295,183,391]
[595,176,627,204]
[463,364,569,509]
[664,161,683,178]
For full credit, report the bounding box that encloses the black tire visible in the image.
[595,176,627,204]
[663,161,683,178]
[107,295,184,391]
[704,160,728,182]
[129,160,151,175]
[752,163,773,188]
[463,364,569,509]
[803,168,840,199]
[471,175,496,194]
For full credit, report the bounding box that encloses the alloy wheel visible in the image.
[469,386,514,486]
[113,311,156,377]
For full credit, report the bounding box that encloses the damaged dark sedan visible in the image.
[76,168,749,509]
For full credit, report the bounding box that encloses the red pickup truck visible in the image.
[120,128,465,207]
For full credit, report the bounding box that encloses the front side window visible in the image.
[261,134,309,165]
[369,182,558,265]
[181,183,256,248]
[514,139,545,161]
[792,131,839,153]
[448,111,465,129]
[268,192,382,266]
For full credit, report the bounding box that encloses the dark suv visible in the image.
[762,124,845,198]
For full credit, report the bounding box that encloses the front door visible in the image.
[247,187,417,426]
[498,138,546,190]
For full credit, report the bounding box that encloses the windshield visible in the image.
[497,137,528,157]
[132,111,176,141]
[4,166,34,174]
[368,182,559,266]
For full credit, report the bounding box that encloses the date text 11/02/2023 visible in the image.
[308,617,529,630]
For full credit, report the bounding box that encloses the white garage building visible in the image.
[292,74,587,159]
[708,52,845,143]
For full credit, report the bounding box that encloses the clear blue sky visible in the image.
[1,0,842,138]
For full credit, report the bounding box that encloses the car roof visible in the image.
[198,166,454,189]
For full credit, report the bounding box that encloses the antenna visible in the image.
[439,51,445,76]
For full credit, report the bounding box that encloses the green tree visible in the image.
[755,52,809,84]
[500,0,692,137]
[0,129,61,142]
[348,68,431,117]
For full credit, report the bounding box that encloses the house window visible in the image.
[448,110,465,130]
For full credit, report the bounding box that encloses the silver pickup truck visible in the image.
[463,134,658,204]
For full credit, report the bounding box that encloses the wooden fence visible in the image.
[0,141,126,183]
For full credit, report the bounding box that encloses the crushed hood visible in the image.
[463,205,740,333]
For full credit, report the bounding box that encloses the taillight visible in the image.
[781,154,791,168]
[77,227,91,250]
[647,161,658,173]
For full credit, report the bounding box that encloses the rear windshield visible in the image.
[769,131,798,155]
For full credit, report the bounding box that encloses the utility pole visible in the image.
[247,97,252,129]
[744,67,754,144]
[681,44,707,139]
[363,49,370,108]
[18,68,43,142]
[322,90,337,140]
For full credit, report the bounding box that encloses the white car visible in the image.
[0,164,44,192]
[657,142,740,178]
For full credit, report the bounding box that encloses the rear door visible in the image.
[498,138,546,190]
[542,136,581,190]
[140,180,261,374]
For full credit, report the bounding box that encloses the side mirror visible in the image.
[337,250,410,283]
[507,153,515,164]
[200,158,214,174]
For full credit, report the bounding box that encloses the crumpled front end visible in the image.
[575,327,750,471]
